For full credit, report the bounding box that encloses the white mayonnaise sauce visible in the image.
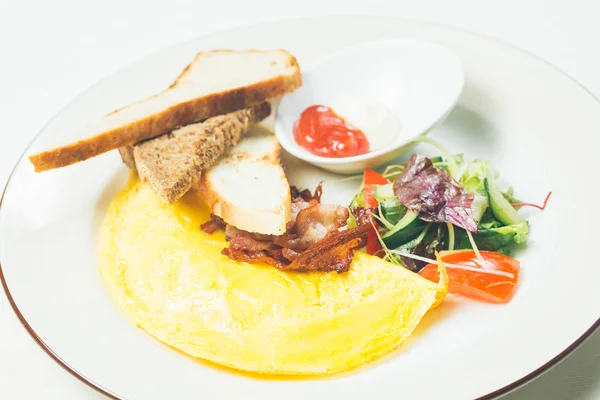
[330,96,401,152]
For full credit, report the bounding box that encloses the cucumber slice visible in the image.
[373,183,394,202]
[380,198,406,226]
[471,193,489,223]
[350,189,365,208]
[453,222,528,251]
[382,211,428,248]
[484,177,526,225]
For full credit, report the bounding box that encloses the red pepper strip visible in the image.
[366,229,382,256]
[363,168,389,207]
[420,250,520,304]
[511,191,552,210]
[362,168,390,256]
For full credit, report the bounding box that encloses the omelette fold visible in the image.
[98,176,448,375]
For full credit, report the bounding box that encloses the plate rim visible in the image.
[1,14,599,400]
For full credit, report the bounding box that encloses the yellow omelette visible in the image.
[98,175,448,375]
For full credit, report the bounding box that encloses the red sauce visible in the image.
[293,105,370,158]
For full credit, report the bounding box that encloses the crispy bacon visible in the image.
[222,247,288,268]
[290,183,322,202]
[228,236,279,253]
[222,225,368,273]
[282,224,369,273]
[294,204,349,249]
[281,248,302,262]
[200,214,226,234]
[289,197,314,225]
[205,183,367,273]
[275,203,348,251]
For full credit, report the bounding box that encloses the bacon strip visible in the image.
[291,184,322,203]
[205,184,366,273]
[222,247,288,268]
[200,214,225,234]
[282,225,369,273]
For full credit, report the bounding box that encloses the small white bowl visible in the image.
[274,38,465,174]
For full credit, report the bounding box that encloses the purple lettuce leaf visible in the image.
[393,153,478,232]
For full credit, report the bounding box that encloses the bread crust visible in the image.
[118,146,137,171]
[29,50,301,172]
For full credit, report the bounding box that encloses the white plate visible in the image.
[1,16,599,400]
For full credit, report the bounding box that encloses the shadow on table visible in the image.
[502,329,600,400]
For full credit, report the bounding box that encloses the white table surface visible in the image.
[1,0,599,398]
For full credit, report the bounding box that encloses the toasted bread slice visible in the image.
[130,103,270,204]
[193,127,291,235]
[29,50,301,172]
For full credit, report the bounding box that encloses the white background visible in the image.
[1,0,599,398]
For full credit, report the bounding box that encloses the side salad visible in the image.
[349,139,550,304]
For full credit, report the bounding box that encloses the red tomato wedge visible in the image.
[419,250,520,303]
[363,168,389,208]
[362,168,389,256]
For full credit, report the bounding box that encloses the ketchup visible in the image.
[293,105,370,158]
